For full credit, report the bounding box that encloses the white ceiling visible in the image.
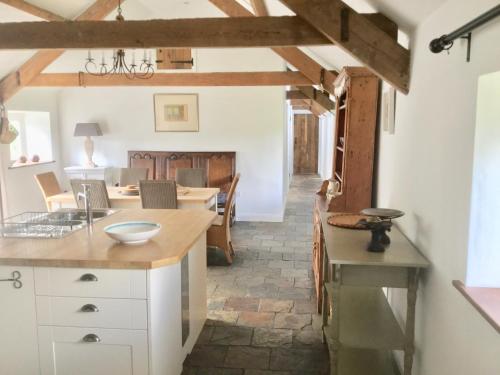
[0,0,448,82]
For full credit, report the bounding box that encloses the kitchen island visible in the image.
[0,208,216,375]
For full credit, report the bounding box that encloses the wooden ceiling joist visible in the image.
[287,89,335,113]
[279,0,410,93]
[27,71,313,87]
[209,0,338,94]
[0,17,332,50]
[0,0,122,103]
[0,0,65,21]
[250,0,268,16]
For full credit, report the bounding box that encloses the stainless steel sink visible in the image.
[1,209,116,239]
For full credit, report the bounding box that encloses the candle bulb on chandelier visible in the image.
[87,50,92,61]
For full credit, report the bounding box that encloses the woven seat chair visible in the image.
[175,168,206,188]
[139,180,178,209]
[119,167,149,187]
[34,172,63,211]
[207,173,240,264]
[70,179,111,209]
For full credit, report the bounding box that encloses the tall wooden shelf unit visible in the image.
[329,67,379,212]
[312,67,379,312]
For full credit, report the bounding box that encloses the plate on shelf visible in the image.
[104,221,161,245]
[327,213,375,230]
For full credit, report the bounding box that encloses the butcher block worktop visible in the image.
[0,209,217,269]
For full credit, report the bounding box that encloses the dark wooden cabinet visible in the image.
[128,151,236,193]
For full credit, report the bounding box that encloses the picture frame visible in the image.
[154,93,199,132]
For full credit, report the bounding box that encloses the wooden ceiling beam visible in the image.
[0,0,65,21]
[0,0,122,103]
[286,90,308,100]
[296,86,335,112]
[250,0,268,16]
[26,71,313,87]
[209,0,338,94]
[0,17,332,50]
[287,88,334,112]
[279,0,410,93]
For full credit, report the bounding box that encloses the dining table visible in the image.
[46,186,220,211]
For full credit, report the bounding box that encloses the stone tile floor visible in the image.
[183,175,329,375]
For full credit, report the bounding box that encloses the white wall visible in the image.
[376,0,500,374]
[55,48,288,222]
[1,89,62,216]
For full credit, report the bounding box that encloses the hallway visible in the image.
[183,175,329,374]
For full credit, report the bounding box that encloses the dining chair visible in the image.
[175,168,206,188]
[139,180,178,209]
[34,172,63,211]
[207,173,240,264]
[70,179,111,209]
[119,167,149,187]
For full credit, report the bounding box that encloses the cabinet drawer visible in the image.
[38,326,149,375]
[35,267,147,299]
[37,296,148,329]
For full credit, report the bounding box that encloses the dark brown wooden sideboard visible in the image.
[128,151,236,192]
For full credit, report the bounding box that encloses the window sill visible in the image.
[8,160,55,170]
[453,280,500,334]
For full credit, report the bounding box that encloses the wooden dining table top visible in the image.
[47,186,220,204]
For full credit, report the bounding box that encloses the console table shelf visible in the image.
[320,212,430,375]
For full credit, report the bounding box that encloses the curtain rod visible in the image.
[429,4,500,61]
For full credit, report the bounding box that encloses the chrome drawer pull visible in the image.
[82,334,101,343]
[79,273,98,282]
[0,271,22,289]
[80,304,99,313]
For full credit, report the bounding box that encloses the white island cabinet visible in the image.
[0,266,39,375]
[0,209,215,375]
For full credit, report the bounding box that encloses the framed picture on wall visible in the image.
[154,94,199,132]
[381,86,396,134]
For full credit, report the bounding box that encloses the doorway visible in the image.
[293,114,319,174]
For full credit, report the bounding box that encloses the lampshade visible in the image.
[74,123,102,137]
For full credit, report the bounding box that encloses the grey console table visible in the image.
[320,212,430,375]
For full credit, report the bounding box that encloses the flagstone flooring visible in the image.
[182,175,329,375]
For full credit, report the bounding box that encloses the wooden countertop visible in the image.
[0,209,217,269]
[47,187,220,205]
[320,212,430,268]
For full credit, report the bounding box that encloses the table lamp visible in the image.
[74,123,102,168]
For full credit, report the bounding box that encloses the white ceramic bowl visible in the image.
[104,221,161,245]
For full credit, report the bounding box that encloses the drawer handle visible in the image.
[80,273,98,282]
[82,334,101,343]
[80,304,99,313]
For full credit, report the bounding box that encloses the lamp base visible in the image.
[84,136,97,168]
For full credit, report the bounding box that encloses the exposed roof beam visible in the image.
[209,0,338,94]
[0,17,331,50]
[279,0,410,93]
[250,0,268,16]
[296,86,335,112]
[0,0,65,21]
[0,0,122,103]
[27,71,314,87]
[287,89,334,112]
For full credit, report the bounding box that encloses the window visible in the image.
[8,111,53,166]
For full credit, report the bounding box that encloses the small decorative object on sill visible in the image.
[327,213,374,229]
[31,155,40,163]
[18,155,27,164]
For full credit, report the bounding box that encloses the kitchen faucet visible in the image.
[77,183,93,227]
